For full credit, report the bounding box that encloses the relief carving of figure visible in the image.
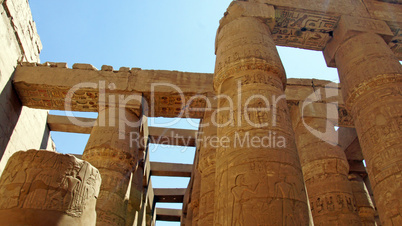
[274,177,297,225]
[231,174,257,226]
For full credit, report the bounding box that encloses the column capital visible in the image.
[216,1,275,53]
[324,15,394,67]
[219,1,275,29]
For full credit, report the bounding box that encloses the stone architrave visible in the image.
[0,149,101,226]
[349,173,376,225]
[213,2,310,225]
[197,112,217,225]
[83,106,141,226]
[290,104,361,225]
[324,15,402,225]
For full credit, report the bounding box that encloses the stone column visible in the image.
[125,162,144,226]
[290,103,361,225]
[0,149,101,225]
[184,205,193,226]
[213,2,309,225]
[190,159,201,225]
[349,173,376,225]
[197,112,217,225]
[324,15,402,225]
[83,106,141,226]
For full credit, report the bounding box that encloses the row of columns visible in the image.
[2,2,398,225]
[323,13,402,226]
[192,1,401,226]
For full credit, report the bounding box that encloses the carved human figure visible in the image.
[274,177,296,225]
[213,2,309,225]
[0,150,101,225]
[231,174,257,225]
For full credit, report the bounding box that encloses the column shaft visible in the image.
[83,107,140,226]
[291,108,361,225]
[191,164,201,225]
[349,173,376,225]
[213,13,309,225]
[126,165,144,226]
[335,32,402,225]
[197,112,217,225]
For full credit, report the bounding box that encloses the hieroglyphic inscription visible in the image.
[310,193,358,215]
[14,82,100,111]
[272,9,339,50]
[145,94,207,118]
[0,150,101,217]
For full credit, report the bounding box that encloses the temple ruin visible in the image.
[0,0,401,225]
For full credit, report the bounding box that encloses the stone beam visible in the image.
[248,0,402,59]
[338,127,364,161]
[155,208,182,222]
[349,160,368,175]
[47,114,197,146]
[47,114,95,134]
[16,64,354,126]
[150,162,192,177]
[14,63,213,118]
[154,188,186,203]
[148,127,197,147]
[73,156,192,178]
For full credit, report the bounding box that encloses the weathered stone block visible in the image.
[0,150,101,226]
[101,65,113,71]
[72,63,98,70]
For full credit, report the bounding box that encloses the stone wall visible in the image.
[0,0,54,177]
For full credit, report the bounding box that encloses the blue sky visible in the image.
[29,1,340,225]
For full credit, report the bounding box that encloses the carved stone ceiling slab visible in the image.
[271,8,339,51]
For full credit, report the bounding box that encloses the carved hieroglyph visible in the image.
[349,173,376,225]
[83,106,141,226]
[13,64,356,127]
[190,150,202,225]
[248,0,402,59]
[290,105,361,225]
[0,149,101,225]
[13,64,209,118]
[197,112,217,226]
[213,2,309,225]
[272,9,337,51]
[331,29,402,225]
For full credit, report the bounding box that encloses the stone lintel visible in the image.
[233,1,402,58]
[13,64,213,118]
[344,138,364,161]
[72,153,191,178]
[154,189,186,203]
[47,114,95,134]
[47,114,197,146]
[156,208,182,222]
[150,162,192,177]
[324,15,394,67]
[337,127,365,162]
[15,65,351,124]
[348,160,367,175]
